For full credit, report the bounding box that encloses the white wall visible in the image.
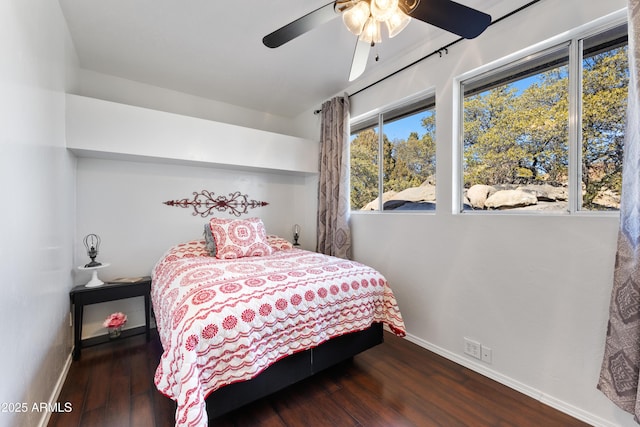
[340,1,632,426]
[75,69,302,137]
[74,157,317,337]
[0,1,78,426]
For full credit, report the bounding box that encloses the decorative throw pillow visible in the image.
[203,223,216,256]
[266,235,294,251]
[163,240,210,261]
[209,217,273,259]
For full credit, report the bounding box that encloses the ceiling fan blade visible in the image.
[349,39,371,81]
[263,2,339,48]
[408,0,491,39]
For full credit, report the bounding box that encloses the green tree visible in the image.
[508,68,569,184]
[463,70,571,187]
[350,128,378,209]
[581,46,627,208]
[390,114,437,188]
[350,111,436,210]
[386,127,436,191]
[463,44,626,209]
[463,86,522,185]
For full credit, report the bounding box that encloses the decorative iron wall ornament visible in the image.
[163,190,268,217]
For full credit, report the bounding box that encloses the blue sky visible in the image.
[383,111,433,142]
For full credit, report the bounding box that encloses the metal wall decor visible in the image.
[163,190,268,217]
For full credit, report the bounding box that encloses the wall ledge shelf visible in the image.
[67,148,318,177]
[65,94,319,176]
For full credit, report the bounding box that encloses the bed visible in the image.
[151,217,406,426]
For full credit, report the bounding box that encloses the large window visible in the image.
[459,22,627,213]
[350,95,436,211]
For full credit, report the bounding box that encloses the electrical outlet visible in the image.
[481,345,492,363]
[464,338,482,359]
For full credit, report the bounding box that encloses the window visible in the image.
[350,95,436,211]
[581,27,628,211]
[459,22,627,213]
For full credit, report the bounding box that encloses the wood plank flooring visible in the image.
[48,329,589,427]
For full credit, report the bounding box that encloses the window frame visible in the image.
[350,90,437,213]
[453,10,628,216]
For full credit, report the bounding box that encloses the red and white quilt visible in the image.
[152,239,405,427]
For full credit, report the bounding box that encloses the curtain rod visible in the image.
[314,0,542,114]
[313,95,345,114]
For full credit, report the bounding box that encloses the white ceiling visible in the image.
[58,0,529,118]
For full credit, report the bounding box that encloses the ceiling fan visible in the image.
[263,0,491,81]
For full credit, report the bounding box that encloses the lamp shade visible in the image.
[370,0,399,22]
[342,1,370,35]
[83,233,102,268]
[386,8,411,38]
[360,16,382,44]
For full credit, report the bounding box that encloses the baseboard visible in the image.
[37,351,73,427]
[403,333,616,427]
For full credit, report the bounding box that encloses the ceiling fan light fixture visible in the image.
[342,1,370,36]
[370,0,399,22]
[359,16,382,45]
[385,8,411,38]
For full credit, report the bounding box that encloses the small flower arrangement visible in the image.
[103,312,127,329]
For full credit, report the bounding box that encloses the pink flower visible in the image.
[103,312,127,328]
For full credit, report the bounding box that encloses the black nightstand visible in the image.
[69,277,152,360]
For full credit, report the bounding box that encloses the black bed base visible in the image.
[205,323,384,420]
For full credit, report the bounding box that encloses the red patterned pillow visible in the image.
[163,240,210,261]
[209,217,273,259]
[266,235,294,251]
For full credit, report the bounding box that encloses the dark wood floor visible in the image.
[48,329,589,427]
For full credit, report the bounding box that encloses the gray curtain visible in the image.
[598,1,640,421]
[316,94,352,259]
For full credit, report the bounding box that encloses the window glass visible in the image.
[460,22,628,214]
[580,26,628,211]
[350,97,436,211]
[350,125,380,211]
[381,108,436,211]
[462,45,570,212]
